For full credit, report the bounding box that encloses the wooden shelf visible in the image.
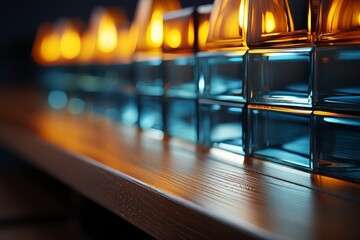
[0,88,359,239]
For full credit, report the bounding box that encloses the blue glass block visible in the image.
[138,96,163,131]
[249,105,312,169]
[248,47,314,107]
[167,98,197,142]
[164,56,196,98]
[134,58,163,96]
[199,99,247,155]
[315,111,360,181]
[315,46,360,112]
[198,51,247,102]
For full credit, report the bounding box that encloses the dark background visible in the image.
[0,0,212,86]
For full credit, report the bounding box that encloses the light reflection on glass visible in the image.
[249,106,312,169]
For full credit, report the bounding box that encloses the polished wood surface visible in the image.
[0,88,359,239]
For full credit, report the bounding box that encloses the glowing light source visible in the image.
[239,0,245,29]
[264,11,276,33]
[132,0,181,53]
[166,29,182,48]
[198,20,209,50]
[149,10,163,47]
[97,14,118,53]
[40,31,61,63]
[60,28,81,60]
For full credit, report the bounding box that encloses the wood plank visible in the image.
[0,88,359,239]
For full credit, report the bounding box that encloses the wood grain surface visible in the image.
[0,88,359,240]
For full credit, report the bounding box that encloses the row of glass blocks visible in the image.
[42,45,360,182]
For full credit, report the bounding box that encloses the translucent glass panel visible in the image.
[198,51,247,102]
[167,98,197,142]
[199,99,247,155]
[249,105,312,169]
[315,111,360,181]
[315,46,360,111]
[249,47,314,107]
[164,56,196,98]
[317,0,360,44]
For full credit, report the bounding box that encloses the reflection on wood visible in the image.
[0,88,359,239]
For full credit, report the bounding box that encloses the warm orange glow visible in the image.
[166,29,181,48]
[149,10,163,47]
[264,11,276,33]
[40,31,61,63]
[78,31,96,63]
[239,0,245,30]
[358,13,360,27]
[326,1,340,32]
[207,0,244,48]
[116,26,136,62]
[188,20,194,47]
[97,14,118,53]
[132,0,181,52]
[60,28,81,60]
[198,20,209,50]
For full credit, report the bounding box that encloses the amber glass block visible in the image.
[33,19,83,66]
[163,7,195,53]
[206,0,245,49]
[206,0,311,48]
[131,0,181,54]
[246,0,308,46]
[316,0,360,44]
[163,5,212,53]
[86,7,128,64]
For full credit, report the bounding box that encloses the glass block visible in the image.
[199,99,247,155]
[132,0,181,53]
[249,47,314,107]
[134,58,163,96]
[315,45,360,111]
[164,56,196,98]
[138,96,163,131]
[206,0,311,49]
[316,0,360,44]
[315,111,360,181]
[167,98,197,142]
[162,5,212,53]
[249,105,312,169]
[198,51,247,102]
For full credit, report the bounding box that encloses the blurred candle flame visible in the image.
[264,11,276,33]
[60,27,81,60]
[166,29,181,48]
[132,0,181,53]
[40,30,61,63]
[97,14,118,53]
[149,10,163,47]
